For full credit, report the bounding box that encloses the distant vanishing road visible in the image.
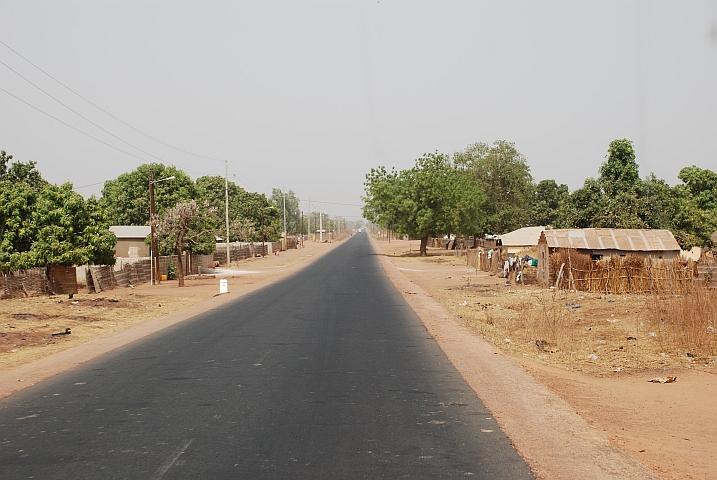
[0,233,533,479]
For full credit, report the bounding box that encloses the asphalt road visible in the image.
[0,233,534,479]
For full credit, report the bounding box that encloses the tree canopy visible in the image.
[454,141,534,234]
[0,151,116,271]
[363,152,486,255]
[101,163,196,226]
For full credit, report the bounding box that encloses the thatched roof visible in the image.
[541,228,680,252]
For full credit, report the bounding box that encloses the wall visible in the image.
[114,238,150,258]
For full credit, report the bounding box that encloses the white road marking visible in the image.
[254,351,270,367]
[151,438,194,480]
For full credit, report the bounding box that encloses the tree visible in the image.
[454,141,534,234]
[1,150,46,190]
[555,177,604,228]
[363,152,486,255]
[530,179,569,227]
[234,191,280,242]
[1,151,115,271]
[670,166,717,248]
[156,200,216,286]
[31,184,117,267]
[101,163,196,226]
[271,188,301,235]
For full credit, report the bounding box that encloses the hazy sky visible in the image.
[1,1,716,221]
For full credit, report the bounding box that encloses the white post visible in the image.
[319,208,323,242]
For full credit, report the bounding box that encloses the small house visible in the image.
[499,226,546,254]
[540,228,681,261]
[109,226,151,258]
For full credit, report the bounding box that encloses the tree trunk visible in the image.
[420,236,428,256]
[176,234,185,287]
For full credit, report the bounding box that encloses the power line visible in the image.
[0,86,157,163]
[0,39,225,163]
[0,59,176,166]
[0,39,270,189]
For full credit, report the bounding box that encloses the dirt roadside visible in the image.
[372,237,716,480]
[0,240,341,399]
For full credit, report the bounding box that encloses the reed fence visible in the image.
[549,249,696,294]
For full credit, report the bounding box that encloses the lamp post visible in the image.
[149,170,175,285]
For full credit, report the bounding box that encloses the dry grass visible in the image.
[645,284,717,359]
[437,284,717,375]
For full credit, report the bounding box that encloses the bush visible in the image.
[167,262,177,280]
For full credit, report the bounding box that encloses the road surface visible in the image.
[0,233,533,479]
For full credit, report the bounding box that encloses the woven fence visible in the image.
[549,249,695,294]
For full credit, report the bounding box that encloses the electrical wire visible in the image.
[0,39,279,191]
[0,59,178,166]
[0,86,156,163]
[0,39,225,163]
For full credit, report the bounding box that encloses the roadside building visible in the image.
[539,228,681,261]
[499,226,546,255]
[109,226,151,259]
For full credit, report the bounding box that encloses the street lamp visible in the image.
[149,170,175,285]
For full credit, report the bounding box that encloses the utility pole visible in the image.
[149,169,160,285]
[261,200,266,257]
[225,160,231,267]
[283,186,287,250]
[308,198,311,242]
[319,208,323,242]
[300,211,304,247]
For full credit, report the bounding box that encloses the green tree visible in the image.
[1,150,46,190]
[454,141,534,234]
[530,179,569,227]
[555,178,604,228]
[31,184,117,267]
[670,166,717,249]
[271,188,301,235]
[101,163,196,226]
[363,152,486,255]
[157,201,207,286]
[234,191,280,242]
[1,152,115,271]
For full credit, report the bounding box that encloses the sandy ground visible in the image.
[2,235,715,479]
[374,238,716,480]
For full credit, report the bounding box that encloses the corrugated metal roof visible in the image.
[109,225,151,239]
[499,226,545,247]
[543,228,680,252]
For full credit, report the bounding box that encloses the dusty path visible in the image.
[370,236,660,480]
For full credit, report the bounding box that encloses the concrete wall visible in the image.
[114,238,150,258]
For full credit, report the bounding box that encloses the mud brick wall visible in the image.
[0,268,49,299]
[88,265,118,293]
[47,265,78,295]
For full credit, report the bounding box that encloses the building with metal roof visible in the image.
[539,228,681,260]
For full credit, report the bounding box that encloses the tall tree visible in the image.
[530,179,569,227]
[454,141,534,234]
[156,200,216,286]
[101,163,196,226]
[1,152,115,270]
[271,188,301,235]
[364,152,486,255]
